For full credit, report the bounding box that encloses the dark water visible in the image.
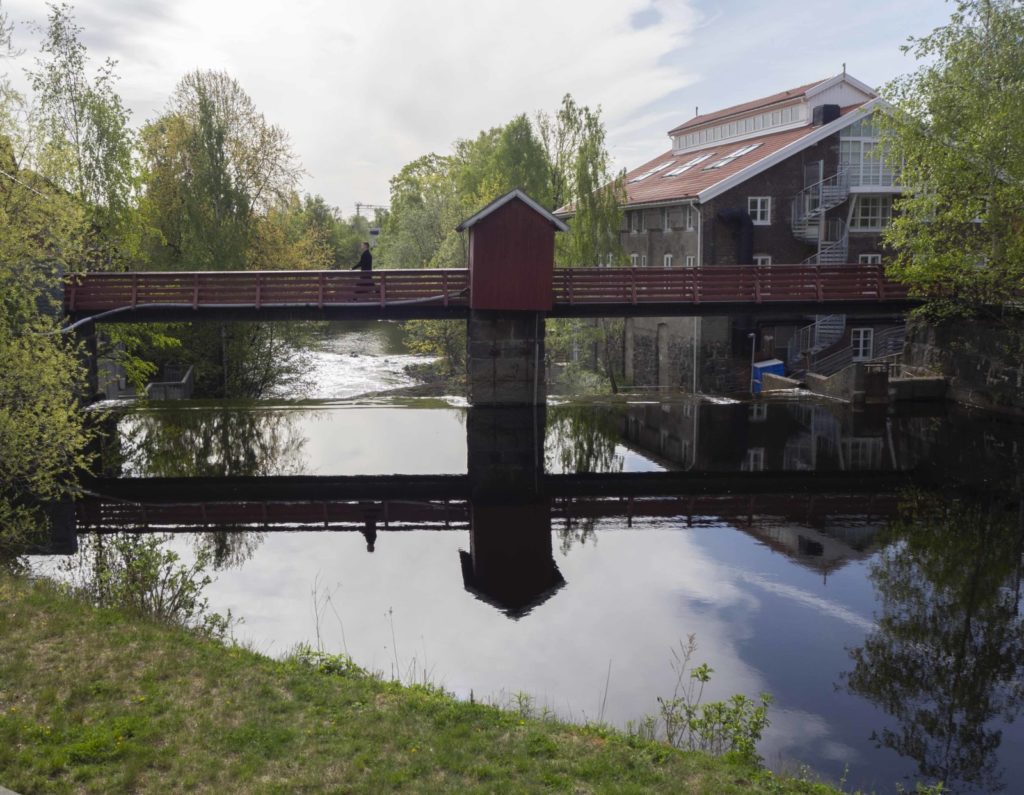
[43,324,1024,794]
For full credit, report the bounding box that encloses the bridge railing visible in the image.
[66,263,910,315]
[65,269,471,313]
[553,263,909,305]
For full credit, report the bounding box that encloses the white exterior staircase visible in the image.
[791,170,850,264]
[787,314,846,371]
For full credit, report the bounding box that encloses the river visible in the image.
[39,320,1024,793]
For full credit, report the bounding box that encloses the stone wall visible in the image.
[624,316,747,393]
[904,318,1024,414]
[467,311,545,406]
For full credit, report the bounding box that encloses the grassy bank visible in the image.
[0,573,839,794]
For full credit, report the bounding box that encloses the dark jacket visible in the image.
[352,249,373,271]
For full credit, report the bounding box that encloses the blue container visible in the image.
[751,358,785,394]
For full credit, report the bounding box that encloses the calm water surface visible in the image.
[51,323,1024,793]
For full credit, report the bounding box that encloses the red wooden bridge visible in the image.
[64,263,915,322]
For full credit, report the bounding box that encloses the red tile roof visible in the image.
[667,78,830,136]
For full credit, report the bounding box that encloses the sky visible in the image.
[3,0,954,217]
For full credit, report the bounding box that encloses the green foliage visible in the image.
[402,319,466,376]
[63,533,232,638]
[27,1,139,265]
[0,7,92,556]
[289,645,369,679]
[882,0,1024,313]
[537,94,626,268]
[646,635,772,763]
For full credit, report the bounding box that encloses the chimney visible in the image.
[812,104,841,126]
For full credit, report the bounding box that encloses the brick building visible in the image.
[595,73,905,391]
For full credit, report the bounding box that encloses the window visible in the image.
[749,402,768,422]
[859,253,882,265]
[664,153,715,176]
[742,447,765,472]
[630,253,639,267]
[673,105,805,152]
[753,254,772,266]
[850,196,892,230]
[685,205,695,230]
[704,143,763,170]
[662,207,670,230]
[641,255,648,268]
[663,253,673,268]
[840,112,898,187]
[639,211,646,233]
[629,160,676,182]
[630,211,639,233]
[748,196,771,225]
[851,328,874,361]
[685,255,696,268]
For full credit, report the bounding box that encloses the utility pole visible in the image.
[355,202,387,218]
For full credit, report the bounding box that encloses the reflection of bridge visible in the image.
[76,471,910,533]
[65,263,913,323]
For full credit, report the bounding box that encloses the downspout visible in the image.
[693,200,702,395]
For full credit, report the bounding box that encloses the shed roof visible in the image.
[456,188,569,233]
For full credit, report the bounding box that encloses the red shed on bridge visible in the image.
[457,188,568,312]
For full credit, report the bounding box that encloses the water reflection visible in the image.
[114,404,308,478]
[845,488,1024,793]
[32,395,1024,790]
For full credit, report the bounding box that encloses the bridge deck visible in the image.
[65,264,914,322]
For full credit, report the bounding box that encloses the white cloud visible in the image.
[3,0,954,217]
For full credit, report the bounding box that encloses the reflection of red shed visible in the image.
[457,189,568,312]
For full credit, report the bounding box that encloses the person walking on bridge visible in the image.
[351,241,374,298]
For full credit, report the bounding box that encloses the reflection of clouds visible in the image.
[760,709,861,772]
[733,571,875,634]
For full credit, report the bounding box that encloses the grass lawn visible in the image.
[0,573,841,794]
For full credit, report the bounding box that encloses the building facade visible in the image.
[602,73,905,391]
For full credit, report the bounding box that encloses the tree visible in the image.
[882,0,1024,314]
[537,94,625,269]
[138,71,310,397]
[27,2,138,267]
[538,96,627,391]
[0,4,92,556]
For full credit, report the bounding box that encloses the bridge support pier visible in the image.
[467,311,545,406]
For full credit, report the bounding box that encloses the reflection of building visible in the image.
[742,521,876,578]
[620,398,894,474]
[600,73,907,390]
[460,502,565,619]
[617,398,904,574]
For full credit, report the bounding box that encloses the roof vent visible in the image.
[812,104,841,126]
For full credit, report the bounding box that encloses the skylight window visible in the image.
[629,160,676,182]
[702,143,763,170]
[663,153,715,176]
